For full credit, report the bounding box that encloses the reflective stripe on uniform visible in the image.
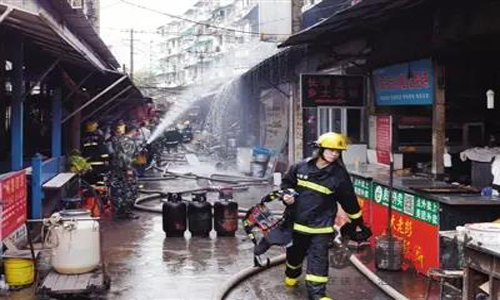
[90,161,105,165]
[293,223,334,234]
[347,210,362,219]
[305,274,328,283]
[297,179,333,195]
[83,142,98,147]
[286,262,302,270]
[101,154,109,158]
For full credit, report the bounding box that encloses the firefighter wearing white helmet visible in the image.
[278,132,370,300]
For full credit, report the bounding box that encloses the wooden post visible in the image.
[0,32,6,160]
[52,88,62,157]
[289,0,304,164]
[70,97,82,151]
[11,35,24,171]
[293,79,303,161]
[432,60,445,176]
[31,153,43,219]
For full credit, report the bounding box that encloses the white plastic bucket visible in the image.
[52,210,100,274]
[464,222,500,249]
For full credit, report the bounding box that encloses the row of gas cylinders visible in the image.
[162,190,238,237]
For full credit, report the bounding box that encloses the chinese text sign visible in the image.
[1,170,28,241]
[373,59,434,106]
[301,74,364,107]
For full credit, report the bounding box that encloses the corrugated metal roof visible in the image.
[0,3,109,70]
[279,0,427,47]
[0,4,147,118]
[52,0,120,69]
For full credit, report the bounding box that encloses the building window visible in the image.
[317,107,364,143]
[303,106,365,156]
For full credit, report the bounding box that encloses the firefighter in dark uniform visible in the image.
[81,120,109,186]
[281,132,370,300]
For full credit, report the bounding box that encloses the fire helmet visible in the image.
[113,120,126,135]
[85,121,98,133]
[315,132,349,150]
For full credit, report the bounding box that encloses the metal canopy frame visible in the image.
[96,94,134,122]
[0,6,12,25]
[81,85,133,123]
[22,57,61,99]
[62,72,95,103]
[62,75,128,123]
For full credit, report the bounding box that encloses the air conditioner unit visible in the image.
[69,0,84,9]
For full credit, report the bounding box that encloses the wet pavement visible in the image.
[5,162,399,300]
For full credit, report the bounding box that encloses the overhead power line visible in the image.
[117,0,288,36]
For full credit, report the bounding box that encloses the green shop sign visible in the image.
[372,183,439,226]
[351,176,372,199]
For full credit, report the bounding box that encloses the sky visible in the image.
[100,0,197,73]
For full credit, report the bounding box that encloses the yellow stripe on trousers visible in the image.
[305,274,328,283]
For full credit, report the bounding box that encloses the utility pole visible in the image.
[149,40,153,76]
[130,28,134,81]
[199,53,204,84]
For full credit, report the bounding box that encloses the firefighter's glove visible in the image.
[340,218,372,242]
[282,188,299,198]
[281,188,298,206]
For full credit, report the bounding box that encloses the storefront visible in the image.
[279,0,500,275]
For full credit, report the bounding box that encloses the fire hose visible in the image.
[134,192,283,218]
[133,188,408,300]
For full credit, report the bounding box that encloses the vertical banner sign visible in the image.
[301,74,364,107]
[1,170,28,242]
[351,176,372,224]
[370,203,439,274]
[376,115,392,165]
[373,59,434,106]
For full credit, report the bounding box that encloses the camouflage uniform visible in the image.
[109,135,139,218]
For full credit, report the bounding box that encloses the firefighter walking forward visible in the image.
[281,132,369,300]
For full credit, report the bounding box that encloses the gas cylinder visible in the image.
[214,193,238,237]
[188,192,212,237]
[162,193,187,237]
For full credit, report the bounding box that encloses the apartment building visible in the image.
[155,0,290,88]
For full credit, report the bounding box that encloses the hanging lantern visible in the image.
[487,89,495,109]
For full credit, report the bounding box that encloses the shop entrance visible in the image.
[303,106,365,157]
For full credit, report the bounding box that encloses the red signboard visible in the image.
[376,115,392,165]
[358,196,371,225]
[1,170,28,241]
[301,74,364,107]
[368,202,439,274]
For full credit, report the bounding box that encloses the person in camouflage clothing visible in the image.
[108,121,139,219]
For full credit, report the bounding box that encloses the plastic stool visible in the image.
[425,268,464,299]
